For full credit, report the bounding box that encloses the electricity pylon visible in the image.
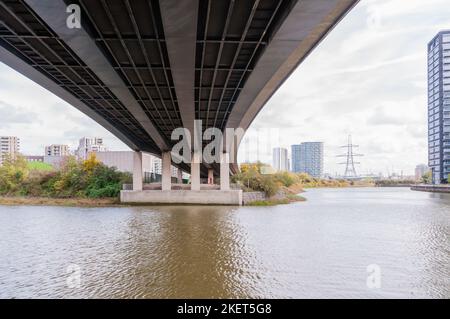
[337,135,363,178]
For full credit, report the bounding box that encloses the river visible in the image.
[0,187,448,298]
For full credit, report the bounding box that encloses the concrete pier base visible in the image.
[120,190,243,205]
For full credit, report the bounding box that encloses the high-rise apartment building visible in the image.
[76,137,107,160]
[272,147,289,171]
[291,142,323,178]
[0,136,20,165]
[45,144,70,157]
[428,31,450,184]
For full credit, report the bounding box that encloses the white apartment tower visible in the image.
[76,137,107,160]
[45,144,70,157]
[0,136,20,165]
[272,147,289,171]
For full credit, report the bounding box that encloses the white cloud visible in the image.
[243,0,446,175]
[0,100,38,126]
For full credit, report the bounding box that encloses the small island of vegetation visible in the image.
[232,162,351,205]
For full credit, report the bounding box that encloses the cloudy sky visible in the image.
[1,0,449,176]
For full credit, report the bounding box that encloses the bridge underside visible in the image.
[0,0,358,191]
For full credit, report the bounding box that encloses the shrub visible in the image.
[232,165,281,197]
[273,171,298,187]
[0,155,29,195]
[0,154,131,198]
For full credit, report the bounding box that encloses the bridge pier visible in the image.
[161,151,172,191]
[177,168,183,184]
[220,153,230,191]
[191,152,201,191]
[208,168,214,185]
[133,151,143,191]
[123,150,241,205]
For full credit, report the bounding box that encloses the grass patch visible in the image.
[286,194,306,201]
[247,194,306,206]
[27,161,53,171]
[0,196,121,207]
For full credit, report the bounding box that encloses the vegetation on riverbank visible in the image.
[374,171,432,187]
[232,162,350,197]
[374,179,416,187]
[0,154,131,199]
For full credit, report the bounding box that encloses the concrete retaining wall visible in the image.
[120,190,243,205]
[411,185,450,193]
[242,191,267,205]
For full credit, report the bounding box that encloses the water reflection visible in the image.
[0,188,448,298]
[111,206,259,298]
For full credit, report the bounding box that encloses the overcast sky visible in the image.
[1,0,449,176]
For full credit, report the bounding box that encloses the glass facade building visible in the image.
[291,142,323,178]
[428,31,450,184]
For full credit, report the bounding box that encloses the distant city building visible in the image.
[94,151,182,182]
[76,137,107,160]
[45,144,70,157]
[291,142,324,178]
[272,147,289,171]
[415,164,429,180]
[428,31,450,184]
[150,156,178,177]
[93,151,155,174]
[0,136,20,165]
[153,157,162,175]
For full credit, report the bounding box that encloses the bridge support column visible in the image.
[208,168,214,185]
[133,151,143,191]
[191,152,201,191]
[220,153,230,191]
[177,168,183,184]
[161,151,172,191]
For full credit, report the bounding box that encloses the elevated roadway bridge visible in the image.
[0,0,359,204]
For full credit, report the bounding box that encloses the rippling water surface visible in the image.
[0,188,449,298]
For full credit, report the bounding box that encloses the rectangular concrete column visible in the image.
[191,152,201,191]
[161,151,172,191]
[208,168,214,185]
[220,153,230,191]
[177,168,183,184]
[133,151,143,191]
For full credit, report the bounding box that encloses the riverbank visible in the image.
[0,196,121,207]
[244,183,307,206]
[247,194,306,206]
[0,193,306,207]
[411,184,450,193]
